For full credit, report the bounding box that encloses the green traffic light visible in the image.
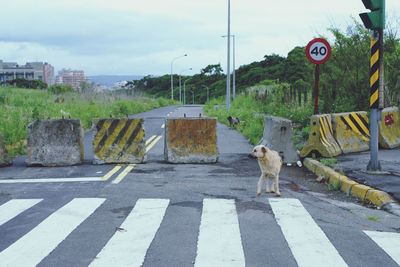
[359,0,385,30]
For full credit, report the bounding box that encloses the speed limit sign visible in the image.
[305,38,331,65]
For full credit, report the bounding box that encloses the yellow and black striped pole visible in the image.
[369,35,380,109]
[367,30,383,172]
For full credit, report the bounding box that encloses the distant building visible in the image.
[0,60,54,85]
[56,69,87,90]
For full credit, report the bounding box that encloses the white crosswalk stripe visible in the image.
[269,198,348,267]
[195,198,245,267]
[364,230,400,265]
[0,199,42,226]
[0,198,105,267]
[89,198,169,267]
[1,197,398,266]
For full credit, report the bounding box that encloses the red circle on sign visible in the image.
[305,38,331,65]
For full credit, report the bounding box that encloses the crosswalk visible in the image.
[0,197,399,267]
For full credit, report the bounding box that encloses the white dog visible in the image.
[249,145,282,196]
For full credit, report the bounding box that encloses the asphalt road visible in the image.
[0,105,399,267]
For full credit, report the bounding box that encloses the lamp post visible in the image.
[183,78,192,105]
[202,85,210,103]
[191,90,195,104]
[222,34,236,100]
[179,68,192,103]
[226,0,231,109]
[170,54,187,100]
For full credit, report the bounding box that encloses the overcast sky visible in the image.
[1,0,399,76]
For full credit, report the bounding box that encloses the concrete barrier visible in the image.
[164,118,218,163]
[300,114,342,158]
[0,135,11,167]
[27,119,84,166]
[331,111,370,154]
[259,116,299,164]
[379,106,400,149]
[93,118,146,164]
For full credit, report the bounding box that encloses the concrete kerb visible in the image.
[303,158,399,215]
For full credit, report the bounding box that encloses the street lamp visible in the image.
[225,0,231,109]
[183,78,192,105]
[170,54,187,100]
[191,89,195,104]
[179,68,192,103]
[202,85,210,103]
[222,34,236,100]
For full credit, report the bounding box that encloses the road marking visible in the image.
[101,165,122,181]
[0,198,105,267]
[269,198,348,267]
[146,135,162,152]
[0,177,103,184]
[364,230,400,264]
[0,199,42,226]
[89,198,169,267]
[161,124,165,129]
[195,198,245,267]
[112,164,136,184]
[145,135,157,146]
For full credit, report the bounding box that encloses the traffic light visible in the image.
[359,0,385,30]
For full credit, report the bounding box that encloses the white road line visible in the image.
[269,198,348,267]
[102,165,122,181]
[0,177,103,184]
[112,164,136,184]
[364,230,400,264]
[195,199,245,267]
[89,198,169,267]
[0,199,42,226]
[0,198,105,267]
[145,135,157,146]
[146,135,162,152]
[161,124,165,129]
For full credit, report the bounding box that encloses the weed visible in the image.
[328,180,341,191]
[320,158,338,168]
[367,215,380,222]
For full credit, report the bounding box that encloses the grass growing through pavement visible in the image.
[320,158,338,168]
[328,180,341,191]
[367,215,380,222]
[0,87,174,156]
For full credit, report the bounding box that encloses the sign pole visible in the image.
[313,64,320,114]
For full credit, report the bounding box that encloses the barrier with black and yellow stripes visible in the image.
[300,114,342,158]
[92,118,146,164]
[379,107,400,149]
[331,111,370,154]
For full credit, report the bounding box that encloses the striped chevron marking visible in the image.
[370,36,380,108]
[318,116,338,150]
[93,118,145,162]
[195,199,245,267]
[364,230,400,265]
[89,199,169,267]
[0,199,42,226]
[0,198,105,267]
[340,113,370,141]
[269,198,348,267]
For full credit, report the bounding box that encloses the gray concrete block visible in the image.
[260,116,299,164]
[0,135,11,167]
[27,119,84,166]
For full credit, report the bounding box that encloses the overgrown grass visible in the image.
[204,94,313,145]
[0,87,174,156]
[320,158,338,168]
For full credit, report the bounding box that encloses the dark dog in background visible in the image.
[227,116,240,128]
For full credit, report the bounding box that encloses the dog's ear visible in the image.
[261,146,268,153]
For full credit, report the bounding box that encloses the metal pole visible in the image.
[179,75,182,103]
[183,78,191,105]
[226,0,231,109]
[192,90,195,104]
[170,54,187,100]
[367,30,383,172]
[232,35,236,99]
[313,64,320,114]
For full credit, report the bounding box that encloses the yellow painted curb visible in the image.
[303,157,396,207]
[365,190,395,207]
[350,184,370,200]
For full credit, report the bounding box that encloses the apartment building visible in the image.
[0,60,55,85]
[56,69,86,90]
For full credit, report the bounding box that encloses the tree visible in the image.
[200,64,224,76]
